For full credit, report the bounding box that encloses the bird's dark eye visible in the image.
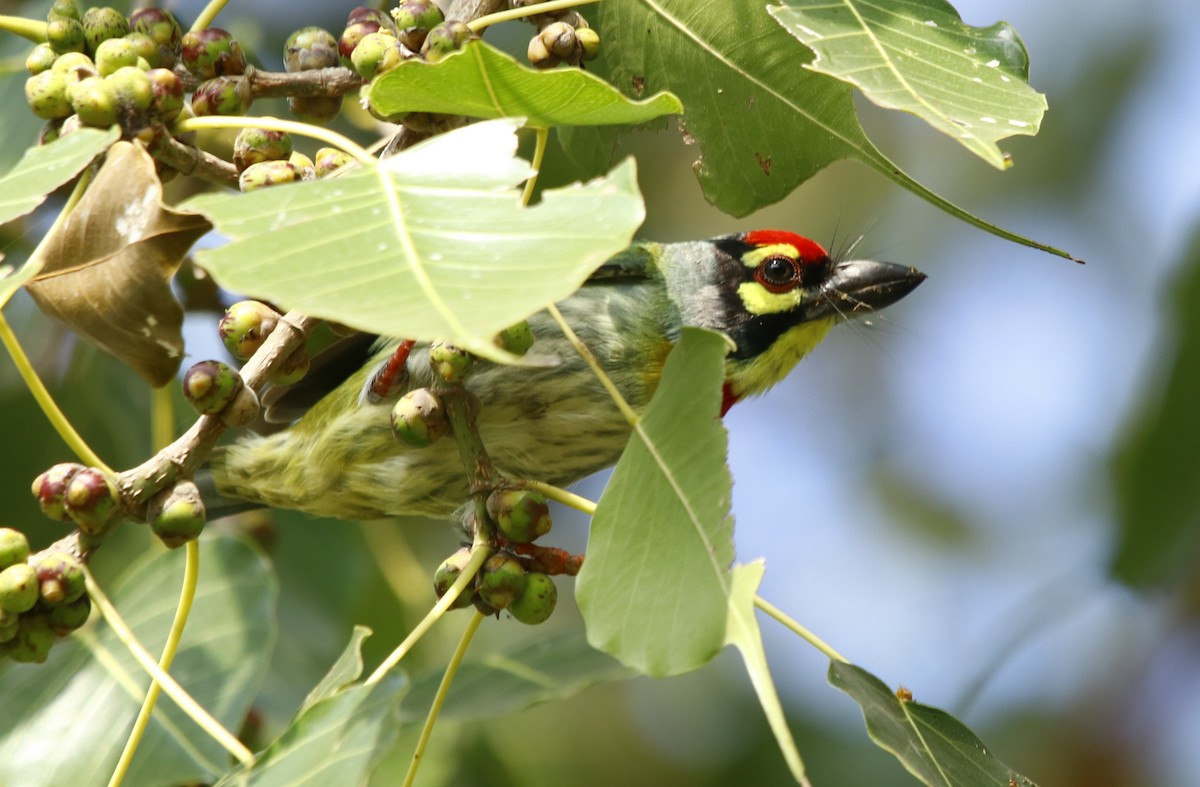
[755,255,802,293]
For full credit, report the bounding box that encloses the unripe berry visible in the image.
[390,388,448,447]
[314,147,354,176]
[220,300,280,360]
[148,481,206,548]
[82,7,130,56]
[540,21,580,62]
[106,65,154,115]
[32,463,86,522]
[339,20,385,68]
[52,51,95,82]
[47,16,86,55]
[234,127,293,172]
[147,67,184,122]
[94,37,139,76]
[47,593,91,635]
[509,571,556,624]
[25,71,73,120]
[129,8,182,68]
[392,1,445,51]
[428,341,472,383]
[486,489,552,544]
[476,554,527,611]
[271,346,311,385]
[527,35,556,70]
[576,27,600,61]
[123,32,159,67]
[68,75,118,127]
[495,320,534,356]
[288,95,343,125]
[350,31,405,81]
[183,360,244,416]
[0,529,30,571]
[433,547,475,609]
[348,6,398,32]
[26,43,58,75]
[63,467,120,534]
[0,563,39,613]
[284,27,339,72]
[421,21,472,63]
[32,551,85,606]
[238,159,300,191]
[181,27,246,78]
[190,76,251,116]
[48,0,81,22]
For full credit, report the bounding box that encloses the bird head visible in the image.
[660,229,926,413]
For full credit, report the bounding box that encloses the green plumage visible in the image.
[210,235,923,520]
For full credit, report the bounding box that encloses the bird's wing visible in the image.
[585,242,660,284]
[260,330,380,424]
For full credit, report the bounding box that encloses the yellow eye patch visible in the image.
[736,280,804,315]
[740,243,799,268]
[737,243,808,314]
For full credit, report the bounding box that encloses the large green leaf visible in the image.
[576,328,734,677]
[369,40,682,126]
[399,627,633,723]
[768,0,1045,169]
[217,628,407,786]
[0,536,276,787]
[1111,224,1200,586]
[187,119,645,360]
[581,0,1074,260]
[830,661,1038,786]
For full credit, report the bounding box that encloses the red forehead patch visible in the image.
[743,230,828,263]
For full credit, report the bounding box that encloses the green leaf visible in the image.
[829,661,1038,786]
[576,327,734,677]
[217,631,407,786]
[583,0,1076,260]
[725,563,808,785]
[186,119,645,361]
[399,627,633,723]
[0,127,119,308]
[369,40,682,126]
[1111,223,1200,586]
[0,535,276,787]
[0,126,117,228]
[768,0,1045,169]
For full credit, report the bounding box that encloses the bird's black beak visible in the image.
[806,259,926,321]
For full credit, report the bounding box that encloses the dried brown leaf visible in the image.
[26,142,212,387]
